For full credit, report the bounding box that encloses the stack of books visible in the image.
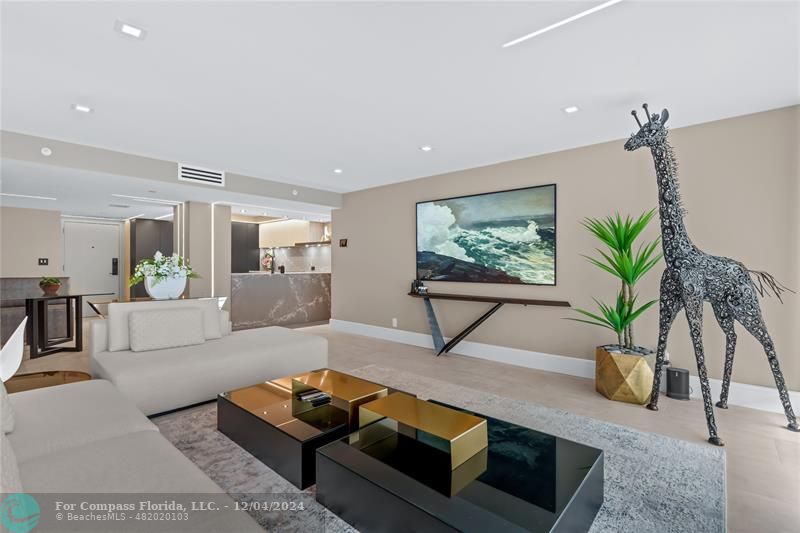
[297,390,331,407]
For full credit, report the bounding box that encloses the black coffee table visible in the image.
[217,369,389,489]
[316,401,604,532]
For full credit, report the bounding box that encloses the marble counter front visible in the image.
[231,272,331,330]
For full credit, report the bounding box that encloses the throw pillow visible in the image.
[108,298,222,351]
[128,308,206,352]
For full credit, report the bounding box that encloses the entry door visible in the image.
[63,221,121,314]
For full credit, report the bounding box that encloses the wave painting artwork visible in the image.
[416,185,556,285]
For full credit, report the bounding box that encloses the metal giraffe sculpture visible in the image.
[624,104,799,446]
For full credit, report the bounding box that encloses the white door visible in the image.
[63,221,121,315]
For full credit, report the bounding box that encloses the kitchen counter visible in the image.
[231,272,331,330]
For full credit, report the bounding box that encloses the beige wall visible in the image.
[332,106,799,390]
[179,202,231,301]
[122,220,131,299]
[213,204,232,306]
[184,202,213,296]
[0,206,63,278]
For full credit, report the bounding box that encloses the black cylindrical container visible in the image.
[666,367,690,400]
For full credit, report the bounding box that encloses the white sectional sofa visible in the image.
[1,379,262,531]
[90,298,328,415]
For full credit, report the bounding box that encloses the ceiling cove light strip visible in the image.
[502,0,624,48]
[62,215,125,221]
[227,201,331,219]
[111,194,183,205]
[0,192,58,201]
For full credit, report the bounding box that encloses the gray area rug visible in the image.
[153,364,725,532]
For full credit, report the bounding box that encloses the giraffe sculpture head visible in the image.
[624,103,670,151]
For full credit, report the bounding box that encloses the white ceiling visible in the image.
[0,159,332,221]
[2,1,798,193]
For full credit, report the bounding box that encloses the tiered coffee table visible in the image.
[218,369,604,532]
[217,369,389,488]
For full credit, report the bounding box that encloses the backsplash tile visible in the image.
[260,245,331,273]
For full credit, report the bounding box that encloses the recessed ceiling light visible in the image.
[420,145,433,152]
[502,0,624,48]
[333,169,343,174]
[114,20,145,39]
[563,106,580,114]
[72,104,92,113]
[0,192,58,201]
[40,147,52,157]
[292,189,299,196]
[241,209,247,214]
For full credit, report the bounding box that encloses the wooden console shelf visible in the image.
[408,292,570,307]
[409,291,571,356]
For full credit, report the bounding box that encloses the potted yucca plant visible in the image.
[569,209,663,404]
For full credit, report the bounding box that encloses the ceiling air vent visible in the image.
[178,164,225,187]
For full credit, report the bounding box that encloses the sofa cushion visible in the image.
[129,308,206,352]
[19,430,262,530]
[107,299,221,352]
[93,326,328,415]
[19,430,220,492]
[8,379,158,463]
[1,432,22,493]
[0,380,14,434]
[220,309,231,336]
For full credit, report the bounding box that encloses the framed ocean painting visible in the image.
[415,184,556,285]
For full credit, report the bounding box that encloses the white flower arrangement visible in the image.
[128,251,198,287]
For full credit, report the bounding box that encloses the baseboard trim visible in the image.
[330,319,800,415]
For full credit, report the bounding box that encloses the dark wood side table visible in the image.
[5,370,91,394]
[409,291,571,356]
[24,292,112,358]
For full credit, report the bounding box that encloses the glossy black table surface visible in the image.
[316,401,604,532]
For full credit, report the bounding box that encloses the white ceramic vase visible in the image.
[144,275,187,300]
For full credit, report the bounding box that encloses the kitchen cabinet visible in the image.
[231,222,260,273]
[130,219,173,298]
[259,220,328,248]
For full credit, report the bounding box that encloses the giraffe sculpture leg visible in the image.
[738,318,799,432]
[647,288,683,410]
[683,297,724,446]
[712,303,737,409]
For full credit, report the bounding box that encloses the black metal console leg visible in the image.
[439,303,504,355]
[422,297,445,354]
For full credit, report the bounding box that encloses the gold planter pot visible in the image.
[595,346,656,405]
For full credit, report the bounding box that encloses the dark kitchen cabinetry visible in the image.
[232,222,260,273]
[130,219,174,298]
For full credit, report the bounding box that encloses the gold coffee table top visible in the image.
[5,370,91,394]
[359,392,488,469]
[291,369,387,402]
[221,369,387,440]
[222,379,348,442]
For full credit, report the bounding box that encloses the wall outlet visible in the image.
[38,258,49,265]
[392,317,398,328]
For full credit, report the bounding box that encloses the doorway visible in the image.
[63,220,122,314]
